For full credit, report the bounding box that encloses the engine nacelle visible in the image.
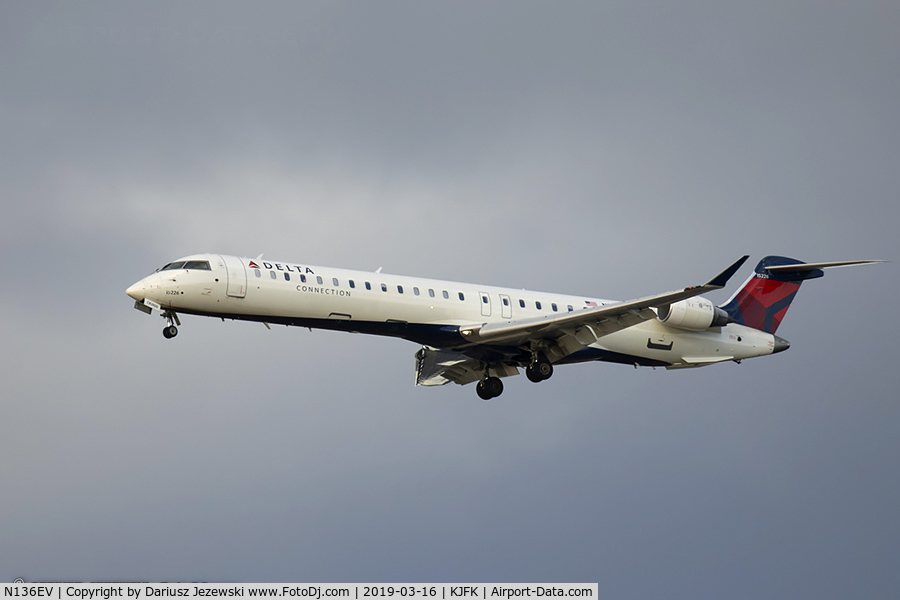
[658,297,731,331]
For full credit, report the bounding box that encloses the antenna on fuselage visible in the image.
[375,267,383,273]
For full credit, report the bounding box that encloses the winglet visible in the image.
[705,255,749,289]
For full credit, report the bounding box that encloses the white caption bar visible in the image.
[3,584,598,600]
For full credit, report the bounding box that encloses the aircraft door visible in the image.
[479,292,491,317]
[220,255,247,298]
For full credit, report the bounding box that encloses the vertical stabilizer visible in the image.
[719,256,822,334]
[720,256,885,333]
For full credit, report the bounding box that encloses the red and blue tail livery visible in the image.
[720,256,815,334]
[720,256,884,334]
[126,253,886,399]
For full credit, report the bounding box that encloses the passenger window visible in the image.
[535,301,542,310]
[270,271,277,280]
[300,274,306,283]
[365,282,372,290]
[519,299,525,308]
[316,276,323,285]
[397,285,404,294]
[413,287,420,296]
[458,292,465,301]
[349,280,355,289]
[284,273,290,281]
[429,289,435,298]
[333,278,339,286]
[254,269,261,278]
[382,284,388,292]
[482,296,489,304]
[442,290,449,299]
[568,305,574,312]
[502,297,509,306]
[552,303,558,312]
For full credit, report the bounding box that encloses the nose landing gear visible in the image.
[162,310,181,339]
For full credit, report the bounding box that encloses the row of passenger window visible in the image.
[529,300,575,312]
[253,268,577,311]
[255,268,467,300]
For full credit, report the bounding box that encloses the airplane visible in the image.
[126,254,884,399]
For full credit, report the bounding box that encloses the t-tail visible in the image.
[719,256,886,334]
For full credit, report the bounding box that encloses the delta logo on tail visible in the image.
[720,256,883,334]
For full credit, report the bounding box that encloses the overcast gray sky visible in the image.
[2,1,898,596]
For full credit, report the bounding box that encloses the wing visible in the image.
[457,255,749,349]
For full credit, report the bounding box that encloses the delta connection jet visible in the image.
[126,254,884,399]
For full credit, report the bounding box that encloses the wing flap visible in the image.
[415,347,519,387]
[415,347,479,386]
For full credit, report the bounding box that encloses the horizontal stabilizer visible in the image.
[765,259,887,272]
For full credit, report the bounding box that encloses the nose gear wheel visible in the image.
[161,310,181,339]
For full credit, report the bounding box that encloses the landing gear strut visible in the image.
[476,377,504,400]
[525,353,553,383]
[162,311,180,339]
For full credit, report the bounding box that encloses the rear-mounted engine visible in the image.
[658,297,731,331]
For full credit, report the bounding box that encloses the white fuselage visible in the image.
[126,253,777,369]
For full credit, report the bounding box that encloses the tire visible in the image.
[535,358,553,380]
[526,364,543,383]
[484,377,504,398]
[527,357,553,382]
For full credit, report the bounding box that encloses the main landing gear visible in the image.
[475,353,554,399]
[476,377,504,400]
[162,310,181,339]
[525,354,553,383]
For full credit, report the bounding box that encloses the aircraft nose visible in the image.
[126,280,146,300]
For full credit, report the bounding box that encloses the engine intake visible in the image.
[658,297,730,331]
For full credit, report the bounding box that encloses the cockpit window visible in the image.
[159,260,211,272]
[160,261,186,271]
[183,260,211,270]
